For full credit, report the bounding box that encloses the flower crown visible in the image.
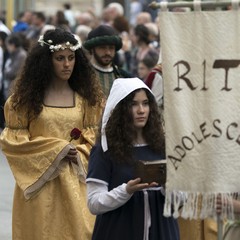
[38,35,82,52]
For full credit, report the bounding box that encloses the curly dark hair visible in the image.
[11,28,103,120]
[104,88,165,164]
[134,24,150,45]
[113,16,130,33]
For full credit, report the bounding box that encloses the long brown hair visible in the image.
[104,88,165,164]
[11,28,103,120]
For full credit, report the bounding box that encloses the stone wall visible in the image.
[0,0,104,20]
[35,0,104,18]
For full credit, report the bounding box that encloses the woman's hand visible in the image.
[216,194,225,214]
[216,194,240,215]
[65,147,78,164]
[126,178,158,194]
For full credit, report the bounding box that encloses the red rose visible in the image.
[69,128,81,142]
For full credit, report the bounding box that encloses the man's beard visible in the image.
[93,51,114,67]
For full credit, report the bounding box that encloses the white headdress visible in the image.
[101,77,152,152]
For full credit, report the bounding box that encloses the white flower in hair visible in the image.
[38,35,45,46]
[37,35,82,52]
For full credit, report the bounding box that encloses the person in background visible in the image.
[112,15,132,72]
[75,25,92,42]
[25,11,46,43]
[137,53,158,81]
[52,10,71,32]
[145,22,160,51]
[216,194,240,240]
[86,77,179,240]
[101,2,124,26]
[145,62,163,109]
[107,2,124,18]
[3,33,27,100]
[136,12,152,26]
[75,11,97,30]
[63,3,76,31]
[130,24,159,77]
[0,19,11,35]
[130,0,143,26]
[13,11,32,33]
[141,0,160,22]
[83,24,132,98]
[0,28,104,240]
[0,31,8,130]
[216,195,240,215]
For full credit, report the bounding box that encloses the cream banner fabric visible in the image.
[160,8,240,220]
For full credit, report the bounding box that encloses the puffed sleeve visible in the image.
[0,97,74,199]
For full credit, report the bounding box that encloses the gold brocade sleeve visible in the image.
[0,97,73,199]
[0,96,104,200]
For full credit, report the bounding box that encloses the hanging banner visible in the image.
[160,8,240,220]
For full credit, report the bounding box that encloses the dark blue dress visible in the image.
[87,144,179,240]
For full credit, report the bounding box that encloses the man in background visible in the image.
[83,24,132,97]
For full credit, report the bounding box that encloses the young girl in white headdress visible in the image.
[86,77,180,240]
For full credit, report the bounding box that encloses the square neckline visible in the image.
[43,92,76,108]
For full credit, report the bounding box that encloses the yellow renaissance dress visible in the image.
[0,93,103,240]
[178,196,218,240]
[178,218,217,240]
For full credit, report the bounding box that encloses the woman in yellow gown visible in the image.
[0,28,104,240]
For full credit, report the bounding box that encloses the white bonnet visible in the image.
[101,77,152,152]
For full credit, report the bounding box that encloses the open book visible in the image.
[134,159,166,184]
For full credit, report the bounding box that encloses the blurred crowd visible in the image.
[0,2,227,240]
[0,1,162,130]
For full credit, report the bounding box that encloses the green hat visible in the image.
[83,25,122,51]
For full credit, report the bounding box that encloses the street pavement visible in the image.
[0,150,14,240]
